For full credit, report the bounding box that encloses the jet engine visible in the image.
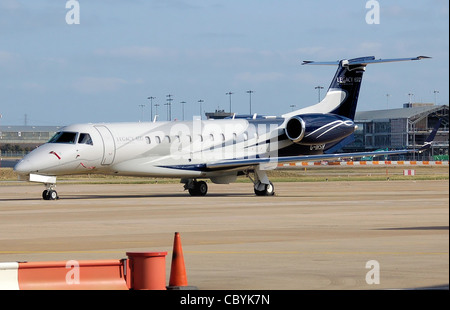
[284,114,355,145]
[285,116,306,143]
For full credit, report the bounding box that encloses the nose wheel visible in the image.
[42,184,59,200]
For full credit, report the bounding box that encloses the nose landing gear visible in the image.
[42,184,59,200]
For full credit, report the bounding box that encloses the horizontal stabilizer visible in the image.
[302,56,430,66]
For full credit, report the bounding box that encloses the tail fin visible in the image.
[418,118,442,152]
[325,57,367,119]
[284,56,430,120]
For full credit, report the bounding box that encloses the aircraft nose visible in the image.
[13,146,66,175]
[13,148,54,174]
[14,158,34,174]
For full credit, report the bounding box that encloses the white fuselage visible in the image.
[15,118,286,180]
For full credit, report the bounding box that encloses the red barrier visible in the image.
[0,234,193,290]
[1,254,168,290]
[126,252,167,290]
[16,260,128,290]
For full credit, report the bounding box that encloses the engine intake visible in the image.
[285,116,306,143]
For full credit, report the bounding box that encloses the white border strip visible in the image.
[0,262,20,290]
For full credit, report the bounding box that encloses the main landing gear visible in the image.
[183,179,208,196]
[253,180,275,196]
[182,166,275,197]
[247,167,275,196]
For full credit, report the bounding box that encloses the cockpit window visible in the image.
[78,133,93,145]
[48,131,77,144]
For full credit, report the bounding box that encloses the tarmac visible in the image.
[0,180,448,290]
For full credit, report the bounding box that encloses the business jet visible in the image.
[14,56,434,200]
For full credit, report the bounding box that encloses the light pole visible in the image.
[226,92,233,113]
[180,101,186,121]
[138,104,145,122]
[198,100,204,119]
[147,96,155,121]
[408,93,414,106]
[154,103,160,121]
[386,93,390,109]
[166,94,173,121]
[246,90,254,115]
[315,86,324,103]
[433,90,439,105]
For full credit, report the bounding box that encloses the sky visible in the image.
[0,0,448,126]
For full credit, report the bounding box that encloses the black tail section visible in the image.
[327,59,367,120]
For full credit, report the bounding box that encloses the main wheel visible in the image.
[188,181,208,196]
[254,181,275,196]
[197,181,208,196]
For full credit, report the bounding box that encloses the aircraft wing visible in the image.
[206,149,410,170]
[206,118,442,171]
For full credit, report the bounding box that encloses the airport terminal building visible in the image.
[1,104,449,160]
[0,126,62,156]
[342,104,449,160]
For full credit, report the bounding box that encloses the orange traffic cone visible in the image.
[167,232,197,290]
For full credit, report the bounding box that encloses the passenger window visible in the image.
[78,133,93,145]
[155,136,161,144]
[145,136,151,144]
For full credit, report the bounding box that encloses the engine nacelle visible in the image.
[285,114,355,145]
[285,116,306,143]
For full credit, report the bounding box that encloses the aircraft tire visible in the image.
[188,181,208,196]
[254,182,275,196]
[197,181,208,196]
[48,190,58,200]
[43,190,58,200]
